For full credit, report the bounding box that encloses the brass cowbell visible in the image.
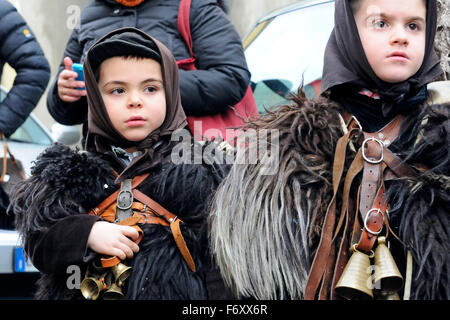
[373,236,403,292]
[103,283,125,300]
[111,262,132,286]
[335,244,374,300]
[80,276,106,300]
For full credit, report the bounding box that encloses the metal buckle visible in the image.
[364,208,385,235]
[346,115,361,131]
[362,137,384,164]
[346,116,363,146]
[139,212,149,224]
[115,179,134,222]
[116,190,133,210]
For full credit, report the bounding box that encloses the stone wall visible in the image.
[436,0,450,80]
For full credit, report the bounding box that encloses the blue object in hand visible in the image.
[72,63,85,90]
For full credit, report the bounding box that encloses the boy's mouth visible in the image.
[126,115,146,127]
[387,51,409,61]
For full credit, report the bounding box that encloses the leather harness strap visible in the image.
[89,173,196,272]
[304,127,362,300]
[305,112,419,300]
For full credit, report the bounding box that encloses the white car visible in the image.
[243,0,335,113]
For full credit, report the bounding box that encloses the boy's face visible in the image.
[354,0,426,83]
[98,56,166,143]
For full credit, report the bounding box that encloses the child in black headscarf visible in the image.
[209,0,449,300]
[12,28,231,300]
[322,0,442,132]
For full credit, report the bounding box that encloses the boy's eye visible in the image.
[373,20,387,29]
[407,23,419,31]
[111,88,125,95]
[144,86,157,93]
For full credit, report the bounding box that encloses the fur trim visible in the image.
[209,92,344,299]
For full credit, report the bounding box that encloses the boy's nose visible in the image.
[390,27,409,46]
[127,92,142,108]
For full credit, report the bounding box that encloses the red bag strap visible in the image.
[177,0,195,58]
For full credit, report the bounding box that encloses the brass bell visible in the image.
[373,237,403,292]
[102,283,125,300]
[80,277,106,300]
[335,244,374,300]
[111,262,132,286]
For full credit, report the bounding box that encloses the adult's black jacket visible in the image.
[0,0,50,136]
[47,0,250,127]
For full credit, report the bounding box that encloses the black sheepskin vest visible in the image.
[209,92,449,300]
[12,140,230,300]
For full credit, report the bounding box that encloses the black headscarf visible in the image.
[84,27,187,180]
[322,0,443,131]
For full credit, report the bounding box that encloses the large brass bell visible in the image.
[111,263,132,286]
[335,244,374,300]
[103,283,125,300]
[373,236,403,292]
[80,276,106,300]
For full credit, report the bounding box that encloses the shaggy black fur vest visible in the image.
[209,93,450,300]
[12,140,230,300]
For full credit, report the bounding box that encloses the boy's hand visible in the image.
[57,57,87,102]
[87,221,140,260]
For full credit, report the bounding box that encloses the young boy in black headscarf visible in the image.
[12,28,231,300]
[209,0,449,300]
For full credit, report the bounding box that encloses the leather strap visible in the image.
[356,115,417,253]
[327,152,364,299]
[359,116,404,220]
[170,219,197,273]
[304,128,361,300]
[356,180,388,252]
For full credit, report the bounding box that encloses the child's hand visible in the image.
[57,56,87,102]
[87,221,140,260]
